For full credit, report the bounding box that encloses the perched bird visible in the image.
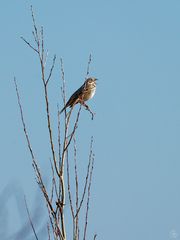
[60,77,97,114]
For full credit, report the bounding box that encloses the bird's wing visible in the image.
[60,84,85,113]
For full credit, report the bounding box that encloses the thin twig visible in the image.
[60,58,66,109]
[44,50,49,67]
[83,152,95,240]
[14,78,36,162]
[32,160,56,218]
[44,81,60,178]
[63,105,82,153]
[46,55,56,85]
[74,136,79,239]
[24,196,38,240]
[57,105,62,169]
[75,137,93,218]
[21,37,39,53]
[66,149,75,219]
[93,234,97,240]
[15,77,58,237]
[57,104,62,224]
[47,223,51,240]
[31,5,39,45]
[46,199,62,240]
[60,105,74,174]
[41,26,44,62]
[86,54,92,77]
[49,158,59,203]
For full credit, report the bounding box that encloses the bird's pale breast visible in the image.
[83,87,96,101]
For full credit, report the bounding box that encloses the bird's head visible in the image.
[84,77,98,87]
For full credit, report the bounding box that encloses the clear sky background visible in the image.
[1,0,180,239]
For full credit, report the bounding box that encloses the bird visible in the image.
[60,77,97,114]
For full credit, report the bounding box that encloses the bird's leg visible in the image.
[80,101,95,120]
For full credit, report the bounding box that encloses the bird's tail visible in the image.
[59,105,66,114]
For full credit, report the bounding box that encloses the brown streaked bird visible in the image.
[60,77,97,114]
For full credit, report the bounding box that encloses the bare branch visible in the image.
[43,61,59,178]
[46,55,56,85]
[14,78,60,238]
[21,5,60,185]
[32,160,56,218]
[31,5,39,46]
[63,105,82,153]
[18,7,96,239]
[14,78,35,161]
[21,36,39,53]
[74,136,79,239]
[46,199,63,240]
[60,106,74,174]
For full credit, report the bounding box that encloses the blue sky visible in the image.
[1,0,180,239]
